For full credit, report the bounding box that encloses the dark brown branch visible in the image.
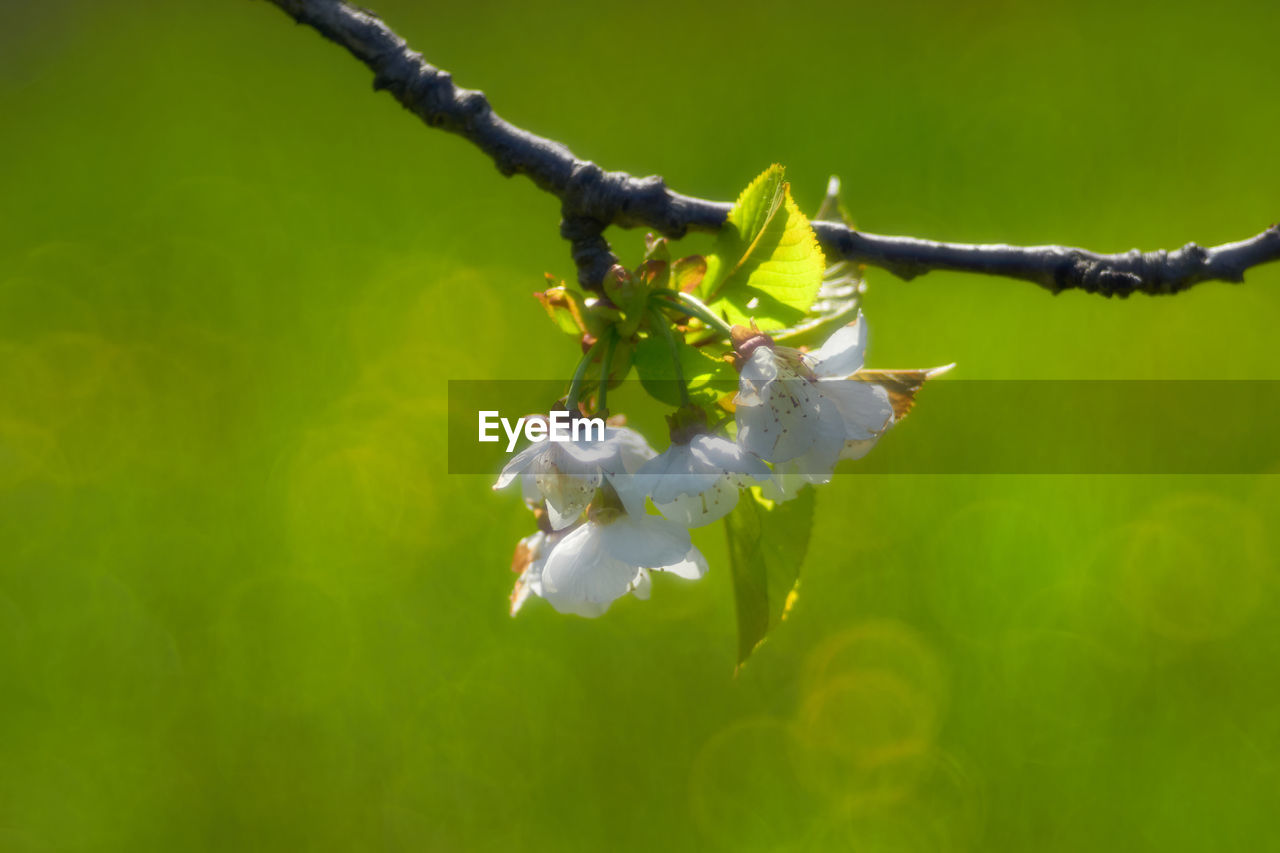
[817,224,1280,296]
[262,0,1280,296]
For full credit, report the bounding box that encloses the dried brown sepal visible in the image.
[511,539,533,574]
[535,283,591,335]
[853,365,953,421]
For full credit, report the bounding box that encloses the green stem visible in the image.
[564,337,603,413]
[651,289,735,339]
[649,307,691,406]
[596,329,618,415]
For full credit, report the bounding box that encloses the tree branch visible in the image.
[262,0,1280,296]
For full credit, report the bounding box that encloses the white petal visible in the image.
[651,441,696,472]
[689,434,772,482]
[823,379,893,441]
[632,443,681,498]
[646,444,722,504]
[548,441,609,478]
[734,347,779,407]
[733,416,769,463]
[655,477,741,527]
[538,525,639,618]
[538,477,595,528]
[607,471,652,517]
[521,474,543,507]
[542,494,588,530]
[737,378,845,464]
[494,441,546,490]
[600,515,692,568]
[648,467,723,505]
[656,544,709,580]
[760,444,840,502]
[840,436,880,461]
[589,428,658,514]
[604,427,658,474]
[556,436,618,467]
[532,452,600,529]
[628,568,652,600]
[809,315,867,379]
[635,443,684,479]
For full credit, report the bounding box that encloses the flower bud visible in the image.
[730,323,774,368]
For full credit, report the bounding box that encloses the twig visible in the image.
[261,0,1280,296]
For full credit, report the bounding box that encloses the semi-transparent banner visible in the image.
[448,380,1280,475]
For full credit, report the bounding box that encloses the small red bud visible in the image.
[730,324,774,368]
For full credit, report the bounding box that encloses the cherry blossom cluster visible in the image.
[497,314,910,617]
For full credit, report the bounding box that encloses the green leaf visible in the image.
[771,261,864,348]
[604,266,650,338]
[724,486,816,667]
[772,175,866,347]
[702,165,826,330]
[643,233,671,262]
[632,332,735,407]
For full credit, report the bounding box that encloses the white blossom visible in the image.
[637,433,771,527]
[805,316,895,458]
[734,317,896,501]
[735,344,847,467]
[494,424,655,529]
[537,510,707,618]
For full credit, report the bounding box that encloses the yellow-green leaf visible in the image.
[703,165,826,330]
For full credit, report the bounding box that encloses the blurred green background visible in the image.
[2,0,1279,849]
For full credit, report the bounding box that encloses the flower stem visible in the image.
[564,337,603,413]
[651,289,735,340]
[649,307,691,407]
[596,329,618,415]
